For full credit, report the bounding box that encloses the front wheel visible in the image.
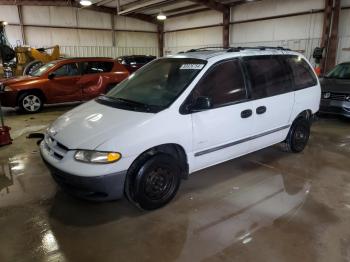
[18,93,43,113]
[281,118,311,153]
[126,154,181,210]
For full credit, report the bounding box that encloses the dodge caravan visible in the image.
[40,47,321,210]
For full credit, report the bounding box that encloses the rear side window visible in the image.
[53,62,80,77]
[193,59,247,107]
[284,56,318,90]
[244,55,292,99]
[82,61,114,74]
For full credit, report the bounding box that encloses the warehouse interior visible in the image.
[1,0,350,261]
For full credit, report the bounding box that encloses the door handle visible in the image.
[256,106,267,115]
[241,109,253,119]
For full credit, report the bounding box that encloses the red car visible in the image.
[0,57,129,113]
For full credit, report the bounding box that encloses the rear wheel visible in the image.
[18,92,43,113]
[126,153,181,210]
[281,118,310,153]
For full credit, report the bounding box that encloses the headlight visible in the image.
[3,86,13,92]
[323,92,331,99]
[74,150,121,164]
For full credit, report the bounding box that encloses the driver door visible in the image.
[190,59,256,172]
[46,62,82,103]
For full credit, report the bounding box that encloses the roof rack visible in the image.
[227,46,291,52]
[185,47,228,53]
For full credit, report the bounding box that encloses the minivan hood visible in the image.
[320,77,350,93]
[49,100,154,150]
[1,75,40,86]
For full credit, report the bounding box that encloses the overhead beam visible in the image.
[188,0,228,13]
[118,0,178,15]
[127,13,159,24]
[146,4,201,15]
[0,0,159,24]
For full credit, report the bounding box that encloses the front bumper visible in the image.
[41,150,127,201]
[319,99,350,117]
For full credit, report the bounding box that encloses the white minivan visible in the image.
[40,47,321,210]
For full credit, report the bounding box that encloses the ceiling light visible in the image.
[157,11,166,20]
[80,0,92,6]
[1,21,8,25]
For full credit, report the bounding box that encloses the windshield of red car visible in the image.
[30,61,57,77]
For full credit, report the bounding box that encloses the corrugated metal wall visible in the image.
[337,8,350,63]
[164,10,222,54]
[1,1,349,62]
[164,0,348,65]
[1,5,159,57]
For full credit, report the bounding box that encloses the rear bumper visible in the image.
[0,91,18,107]
[41,155,127,201]
[319,99,350,117]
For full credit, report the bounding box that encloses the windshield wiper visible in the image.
[99,95,160,112]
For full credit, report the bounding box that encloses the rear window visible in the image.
[243,55,292,99]
[82,61,114,74]
[284,56,317,90]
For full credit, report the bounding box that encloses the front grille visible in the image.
[43,135,69,160]
[323,92,350,101]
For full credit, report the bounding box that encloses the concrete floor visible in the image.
[0,106,350,262]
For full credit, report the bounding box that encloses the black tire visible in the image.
[126,153,181,210]
[281,118,310,153]
[18,92,44,113]
[23,60,43,76]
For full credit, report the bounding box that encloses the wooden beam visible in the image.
[111,13,115,47]
[188,0,228,13]
[324,0,341,72]
[158,23,164,57]
[17,5,26,45]
[223,8,230,48]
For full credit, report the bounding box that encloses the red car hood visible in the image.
[0,75,40,86]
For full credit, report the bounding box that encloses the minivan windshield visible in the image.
[30,61,58,76]
[326,63,350,79]
[99,58,206,112]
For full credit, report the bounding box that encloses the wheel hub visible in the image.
[145,168,173,200]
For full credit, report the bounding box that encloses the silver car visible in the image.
[320,62,350,117]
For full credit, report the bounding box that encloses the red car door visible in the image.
[46,62,82,103]
[79,61,115,101]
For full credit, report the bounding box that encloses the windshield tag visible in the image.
[180,64,204,70]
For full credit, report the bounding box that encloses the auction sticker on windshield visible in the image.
[180,64,205,70]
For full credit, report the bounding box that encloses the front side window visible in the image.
[191,59,247,108]
[285,56,318,90]
[244,55,292,99]
[100,58,206,112]
[83,61,114,74]
[53,62,80,77]
[326,63,350,80]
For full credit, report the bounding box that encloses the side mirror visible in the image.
[48,73,55,80]
[191,96,212,112]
